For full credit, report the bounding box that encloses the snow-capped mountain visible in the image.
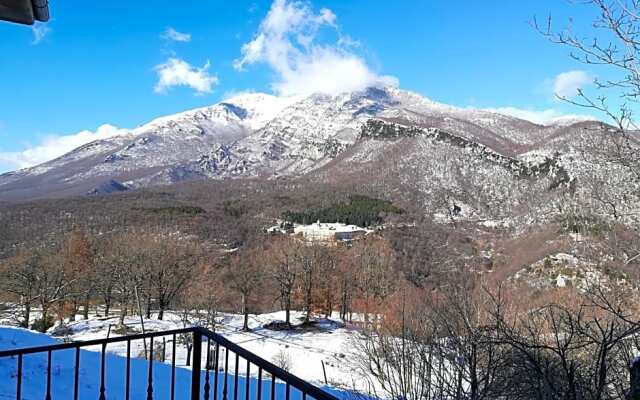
[0,86,604,204]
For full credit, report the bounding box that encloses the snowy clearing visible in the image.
[0,310,365,399]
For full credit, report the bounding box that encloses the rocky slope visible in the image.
[3,85,637,231]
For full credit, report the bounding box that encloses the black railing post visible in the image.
[630,357,640,400]
[46,350,52,400]
[192,329,203,400]
[99,343,107,400]
[16,354,22,400]
[74,347,80,400]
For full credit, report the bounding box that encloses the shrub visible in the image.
[112,324,137,335]
[136,341,167,362]
[31,315,54,333]
[272,349,293,372]
[558,213,609,236]
[223,201,248,218]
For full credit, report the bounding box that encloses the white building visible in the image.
[293,221,369,243]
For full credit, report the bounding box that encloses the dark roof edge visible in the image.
[32,0,49,22]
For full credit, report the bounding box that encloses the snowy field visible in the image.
[0,310,369,399]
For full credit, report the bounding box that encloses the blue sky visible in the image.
[0,1,607,172]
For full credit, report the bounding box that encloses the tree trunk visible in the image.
[470,354,478,400]
[158,306,165,321]
[629,358,640,400]
[456,368,463,400]
[41,305,49,323]
[83,294,90,320]
[242,294,249,331]
[23,303,31,328]
[285,304,291,328]
[145,295,152,319]
[340,282,349,321]
[304,282,312,323]
[186,344,192,367]
[69,300,77,322]
[119,306,127,326]
[284,293,292,327]
[325,290,332,318]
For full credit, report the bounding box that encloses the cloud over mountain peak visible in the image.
[234,0,397,96]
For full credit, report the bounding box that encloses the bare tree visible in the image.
[266,236,299,327]
[337,248,356,321]
[536,0,640,132]
[296,244,322,324]
[60,230,94,321]
[350,236,397,325]
[105,233,142,327]
[272,349,294,372]
[93,239,118,317]
[0,249,42,327]
[353,289,439,400]
[490,284,640,400]
[318,245,341,318]
[32,251,76,330]
[354,282,510,400]
[225,246,264,331]
[145,235,199,320]
[178,262,225,331]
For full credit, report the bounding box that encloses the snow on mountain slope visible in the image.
[309,119,572,225]
[0,86,602,202]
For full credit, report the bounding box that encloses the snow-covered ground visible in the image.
[0,326,195,399]
[0,310,366,399]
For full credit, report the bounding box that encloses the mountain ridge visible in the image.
[0,86,602,204]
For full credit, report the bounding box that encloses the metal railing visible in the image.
[0,326,340,400]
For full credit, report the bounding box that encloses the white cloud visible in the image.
[484,106,596,125]
[0,124,129,171]
[161,27,191,42]
[31,22,50,45]
[552,70,593,98]
[337,35,360,48]
[153,58,218,95]
[234,0,397,96]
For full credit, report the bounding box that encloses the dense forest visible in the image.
[282,195,404,227]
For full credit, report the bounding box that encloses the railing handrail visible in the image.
[0,326,340,400]
[0,327,196,357]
